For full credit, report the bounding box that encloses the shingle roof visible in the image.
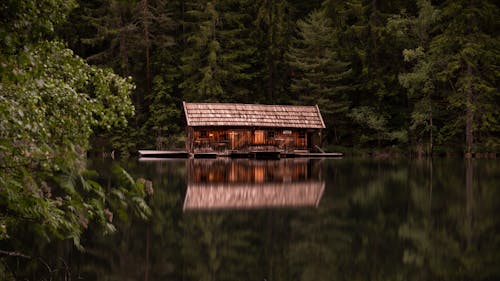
[183,101,326,128]
[183,182,325,211]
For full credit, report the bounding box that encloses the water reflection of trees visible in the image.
[180,158,500,281]
[289,158,500,281]
[9,159,500,280]
[399,159,500,280]
[47,159,187,280]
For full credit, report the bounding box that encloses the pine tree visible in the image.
[179,0,260,103]
[78,0,138,76]
[180,1,225,102]
[431,0,500,154]
[287,9,351,143]
[392,0,440,155]
[254,0,293,103]
[322,0,413,147]
[143,76,182,149]
[217,0,259,103]
[139,0,180,148]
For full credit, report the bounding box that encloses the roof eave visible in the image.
[183,101,191,126]
[315,104,326,129]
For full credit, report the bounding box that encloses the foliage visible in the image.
[287,9,351,143]
[142,76,182,149]
[180,1,225,102]
[430,0,500,153]
[0,0,149,266]
[179,0,258,103]
[254,0,294,103]
[56,0,498,153]
[390,0,440,154]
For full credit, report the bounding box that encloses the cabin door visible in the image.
[254,130,265,144]
[307,132,313,149]
[228,130,237,149]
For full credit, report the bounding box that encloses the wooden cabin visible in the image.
[183,102,326,154]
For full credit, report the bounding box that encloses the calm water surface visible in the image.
[18,158,500,280]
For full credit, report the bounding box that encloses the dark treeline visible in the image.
[58,0,500,156]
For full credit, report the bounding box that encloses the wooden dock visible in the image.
[138,150,343,159]
[138,150,190,158]
[293,152,343,158]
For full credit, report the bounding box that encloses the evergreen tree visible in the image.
[322,0,413,148]
[287,9,351,143]
[143,76,182,149]
[254,0,294,103]
[180,0,260,103]
[140,0,181,149]
[78,0,138,76]
[217,0,259,103]
[431,0,500,154]
[180,1,225,102]
[391,0,440,155]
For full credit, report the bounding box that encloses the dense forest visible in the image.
[53,0,499,157]
[3,0,497,157]
[0,0,499,278]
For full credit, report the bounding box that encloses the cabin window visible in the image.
[200,130,207,138]
[267,131,275,139]
[299,132,306,138]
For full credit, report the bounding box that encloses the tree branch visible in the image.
[0,249,31,259]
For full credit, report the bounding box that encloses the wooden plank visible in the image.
[294,152,343,158]
[138,150,190,158]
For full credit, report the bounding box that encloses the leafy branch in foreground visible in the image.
[0,0,149,260]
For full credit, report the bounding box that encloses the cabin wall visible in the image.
[186,127,321,152]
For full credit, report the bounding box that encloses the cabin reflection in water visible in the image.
[183,159,325,211]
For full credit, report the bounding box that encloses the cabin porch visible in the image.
[186,127,321,154]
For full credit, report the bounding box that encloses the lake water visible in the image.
[13,158,500,280]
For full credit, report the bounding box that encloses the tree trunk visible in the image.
[429,103,433,156]
[465,63,474,157]
[143,0,151,94]
[267,0,275,102]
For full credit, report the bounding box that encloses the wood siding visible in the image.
[187,127,320,153]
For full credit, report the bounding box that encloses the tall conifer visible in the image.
[287,10,351,143]
[431,0,500,154]
[180,1,225,102]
